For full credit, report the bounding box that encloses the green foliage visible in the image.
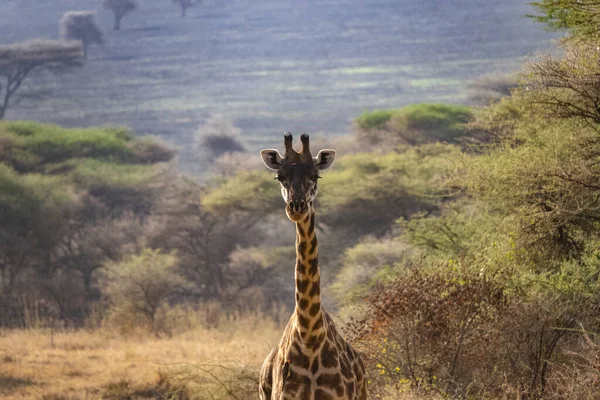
[68,159,164,215]
[466,95,526,142]
[458,115,600,267]
[0,120,176,326]
[0,164,73,243]
[355,110,395,130]
[103,249,187,334]
[0,121,172,172]
[395,103,473,138]
[345,35,600,398]
[68,158,157,191]
[355,104,474,145]
[529,0,600,39]
[319,144,459,232]
[201,171,281,215]
[0,121,173,223]
[523,42,600,125]
[397,201,500,260]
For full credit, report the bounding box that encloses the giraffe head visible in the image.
[261,133,336,222]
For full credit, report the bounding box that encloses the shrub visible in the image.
[213,150,263,177]
[129,136,175,164]
[196,116,245,158]
[332,238,413,303]
[102,249,187,335]
[355,110,395,130]
[396,200,502,261]
[67,159,163,216]
[355,104,474,146]
[0,121,172,172]
[351,263,506,398]
[0,121,175,327]
[201,170,281,215]
[543,330,600,400]
[223,246,296,312]
[458,115,600,268]
[318,144,459,234]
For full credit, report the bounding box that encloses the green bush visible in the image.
[0,121,173,172]
[103,249,187,335]
[0,163,74,243]
[201,171,281,216]
[355,104,474,146]
[319,144,459,233]
[355,109,395,130]
[458,116,600,269]
[529,0,600,39]
[397,200,504,262]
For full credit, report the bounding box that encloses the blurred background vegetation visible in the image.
[2,0,600,399]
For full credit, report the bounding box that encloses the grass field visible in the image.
[0,317,282,399]
[2,0,555,172]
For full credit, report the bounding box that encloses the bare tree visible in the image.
[102,0,137,31]
[60,11,104,59]
[0,39,83,119]
[172,0,202,18]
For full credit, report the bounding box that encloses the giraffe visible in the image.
[258,133,367,400]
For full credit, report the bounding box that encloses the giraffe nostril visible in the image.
[299,200,306,211]
[289,200,306,213]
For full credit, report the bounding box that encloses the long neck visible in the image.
[294,207,325,346]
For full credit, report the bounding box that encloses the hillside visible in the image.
[2,0,554,171]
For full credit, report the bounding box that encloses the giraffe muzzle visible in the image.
[286,200,308,220]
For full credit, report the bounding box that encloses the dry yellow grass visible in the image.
[0,316,282,399]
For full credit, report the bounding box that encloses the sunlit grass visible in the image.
[0,316,282,399]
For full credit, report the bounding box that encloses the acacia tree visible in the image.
[530,0,600,40]
[60,11,104,59]
[172,0,202,18]
[525,43,600,125]
[102,0,137,31]
[0,39,83,119]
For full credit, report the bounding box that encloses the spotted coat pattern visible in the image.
[259,210,367,400]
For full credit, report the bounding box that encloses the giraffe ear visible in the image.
[260,149,284,171]
[314,149,336,170]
